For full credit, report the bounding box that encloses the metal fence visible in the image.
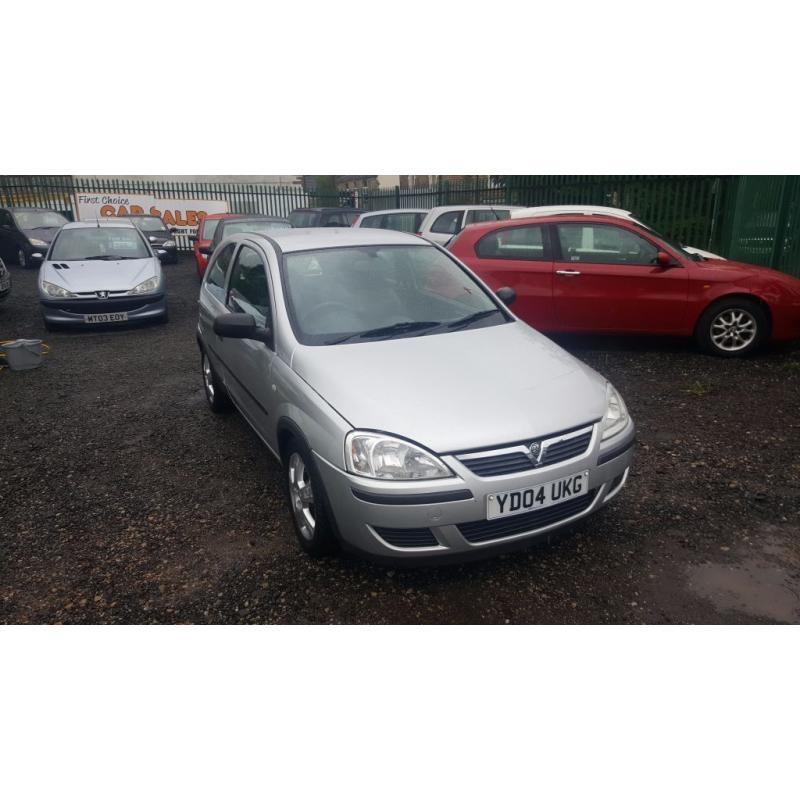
[1,175,798,275]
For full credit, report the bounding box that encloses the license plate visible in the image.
[487,471,589,520]
[84,312,129,323]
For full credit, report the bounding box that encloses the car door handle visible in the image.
[556,269,582,276]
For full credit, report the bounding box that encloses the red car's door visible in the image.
[551,222,689,334]
[462,223,556,330]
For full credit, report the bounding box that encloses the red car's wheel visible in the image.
[696,298,768,357]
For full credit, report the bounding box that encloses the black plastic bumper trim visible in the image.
[597,430,636,465]
[352,488,473,505]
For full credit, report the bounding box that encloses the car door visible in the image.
[199,241,238,364]
[0,210,17,261]
[219,242,278,446]
[425,209,465,245]
[469,223,556,330]
[551,222,689,334]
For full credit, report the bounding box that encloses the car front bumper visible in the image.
[314,421,635,562]
[40,293,167,325]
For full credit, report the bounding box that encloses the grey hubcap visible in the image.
[18,249,26,267]
[710,308,757,352]
[288,452,316,540]
[202,354,215,401]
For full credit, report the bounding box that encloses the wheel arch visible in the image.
[693,292,772,337]
[276,416,308,465]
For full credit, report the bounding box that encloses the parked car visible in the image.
[353,208,429,234]
[418,205,520,246]
[38,220,167,330]
[447,207,800,357]
[127,214,179,264]
[191,213,241,277]
[288,207,363,228]
[0,207,69,268]
[197,227,634,562]
[0,257,11,302]
[200,216,291,259]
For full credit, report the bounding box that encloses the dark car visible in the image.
[0,257,11,302]
[0,207,69,268]
[127,215,179,264]
[288,207,363,228]
[201,216,291,257]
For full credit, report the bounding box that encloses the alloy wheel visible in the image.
[288,452,316,541]
[710,308,757,352]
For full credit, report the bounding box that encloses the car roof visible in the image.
[425,205,521,214]
[455,212,645,239]
[62,220,136,229]
[357,208,429,217]
[289,207,361,213]
[203,212,242,220]
[511,205,636,221]
[220,215,288,224]
[243,226,428,253]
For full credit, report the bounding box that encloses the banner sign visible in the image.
[74,192,229,235]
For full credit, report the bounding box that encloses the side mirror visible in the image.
[495,286,516,306]
[199,245,213,256]
[156,249,168,259]
[213,312,271,344]
[656,251,678,268]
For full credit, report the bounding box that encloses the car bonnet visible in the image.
[290,321,608,454]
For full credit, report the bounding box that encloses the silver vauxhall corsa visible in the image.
[38,220,167,330]
[197,228,634,561]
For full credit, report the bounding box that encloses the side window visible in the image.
[476,225,547,260]
[359,215,382,229]
[0,210,13,228]
[430,210,463,235]
[227,245,271,329]
[206,243,235,302]
[556,224,659,266]
[467,209,512,224]
[382,213,421,233]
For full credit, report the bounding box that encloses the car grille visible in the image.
[457,490,597,544]
[373,526,439,548]
[50,298,154,313]
[457,425,594,477]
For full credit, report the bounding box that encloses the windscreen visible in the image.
[50,227,150,260]
[282,244,504,345]
[13,210,68,230]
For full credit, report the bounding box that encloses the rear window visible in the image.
[361,212,426,233]
[430,210,463,235]
[130,217,168,232]
[466,209,512,225]
[289,210,320,228]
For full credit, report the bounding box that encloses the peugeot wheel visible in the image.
[284,437,338,556]
[201,351,231,413]
[697,298,767,357]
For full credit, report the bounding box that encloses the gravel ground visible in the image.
[1,255,799,624]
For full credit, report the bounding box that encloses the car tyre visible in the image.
[201,350,232,413]
[284,436,339,557]
[17,248,28,268]
[696,297,768,357]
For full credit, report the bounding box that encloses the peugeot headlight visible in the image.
[41,280,76,298]
[162,240,176,247]
[345,431,452,480]
[127,276,160,295]
[601,383,629,440]
[28,237,48,247]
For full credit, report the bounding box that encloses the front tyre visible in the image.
[201,350,232,413]
[284,437,339,557]
[696,298,767,357]
[17,248,28,268]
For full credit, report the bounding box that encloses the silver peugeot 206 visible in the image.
[197,228,634,562]
[38,219,168,330]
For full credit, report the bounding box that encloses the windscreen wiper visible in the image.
[83,255,138,260]
[326,320,442,345]
[446,309,502,330]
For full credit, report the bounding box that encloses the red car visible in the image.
[448,209,800,357]
[192,213,241,277]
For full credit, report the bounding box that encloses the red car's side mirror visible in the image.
[656,251,676,267]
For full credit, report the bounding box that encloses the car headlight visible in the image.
[162,240,176,247]
[148,235,157,242]
[41,280,76,298]
[601,383,629,440]
[127,276,160,295]
[28,238,48,247]
[345,431,452,480]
